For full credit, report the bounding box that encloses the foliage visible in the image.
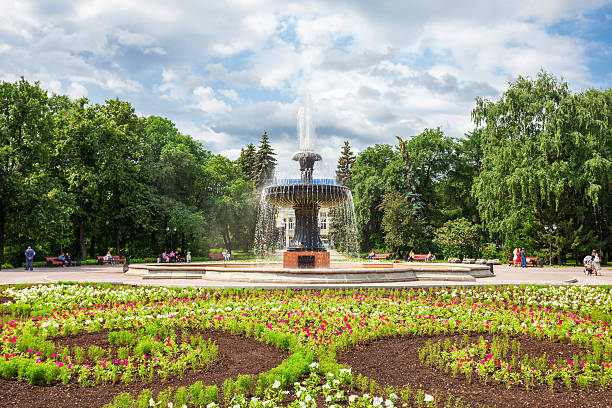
[253,131,277,191]
[335,140,356,187]
[379,191,426,256]
[0,78,258,263]
[472,70,611,263]
[433,218,481,259]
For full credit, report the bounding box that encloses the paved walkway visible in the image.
[1,263,610,288]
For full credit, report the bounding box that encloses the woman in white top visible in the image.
[592,250,601,276]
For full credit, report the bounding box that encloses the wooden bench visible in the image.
[209,253,224,261]
[365,253,389,260]
[509,257,538,267]
[46,257,64,267]
[412,254,428,261]
[97,255,124,264]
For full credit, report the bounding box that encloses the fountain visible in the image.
[126,93,494,284]
[261,98,353,267]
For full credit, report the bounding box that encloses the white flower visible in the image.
[373,397,383,407]
[272,379,281,389]
[206,402,216,408]
[424,394,434,402]
[149,398,156,407]
[385,399,394,408]
[326,395,332,402]
[349,395,357,403]
[305,394,312,403]
[308,362,319,369]
[389,393,398,401]
[168,403,173,408]
[339,368,352,376]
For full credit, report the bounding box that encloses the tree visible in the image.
[398,128,455,226]
[236,143,257,181]
[0,79,55,264]
[96,99,149,255]
[335,140,356,187]
[472,71,611,263]
[253,131,276,190]
[379,191,426,257]
[433,218,481,259]
[52,97,102,260]
[351,144,398,251]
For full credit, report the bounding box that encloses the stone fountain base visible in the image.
[126,261,494,283]
[283,251,330,268]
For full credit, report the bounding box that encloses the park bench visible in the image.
[46,257,63,267]
[209,253,224,261]
[412,254,428,261]
[366,253,389,260]
[97,255,124,265]
[508,257,538,267]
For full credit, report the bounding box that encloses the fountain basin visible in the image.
[263,184,350,208]
[126,261,494,283]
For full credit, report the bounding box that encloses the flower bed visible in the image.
[0,284,611,407]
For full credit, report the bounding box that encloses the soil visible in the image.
[338,335,612,408]
[0,329,287,408]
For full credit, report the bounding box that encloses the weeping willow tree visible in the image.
[472,71,611,263]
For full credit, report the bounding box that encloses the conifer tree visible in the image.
[254,131,277,190]
[236,143,257,180]
[335,140,356,187]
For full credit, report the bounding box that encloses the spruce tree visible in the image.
[254,131,277,190]
[236,143,257,180]
[335,140,356,187]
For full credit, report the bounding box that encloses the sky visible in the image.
[1,0,611,177]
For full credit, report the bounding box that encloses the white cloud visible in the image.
[67,82,88,99]
[219,89,241,102]
[0,0,608,169]
[192,86,231,115]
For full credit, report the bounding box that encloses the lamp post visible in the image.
[544,224,557,265]
[170,227,176,251]
[165,226,169,251]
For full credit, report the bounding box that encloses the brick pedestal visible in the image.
[283,251,330,269]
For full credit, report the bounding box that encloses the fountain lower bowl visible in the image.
[126,261,494,283]
[263,184,350,208]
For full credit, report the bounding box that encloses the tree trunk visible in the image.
[89,236,96,258]
[181,232,185,253]
[114,226,121,255]
[79,220,87,260]
[151,231,158,255]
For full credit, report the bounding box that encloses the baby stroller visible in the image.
[583,255,594,276]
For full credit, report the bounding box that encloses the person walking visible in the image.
[24,246,35,271]
[520,248,527,268]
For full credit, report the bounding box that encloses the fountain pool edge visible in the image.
[126,262,493,283]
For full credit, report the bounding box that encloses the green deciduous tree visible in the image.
[472,71,611,263]
[0,79,55,264]
[433,217,481,259]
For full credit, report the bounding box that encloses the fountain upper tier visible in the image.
[263,183,351,208]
